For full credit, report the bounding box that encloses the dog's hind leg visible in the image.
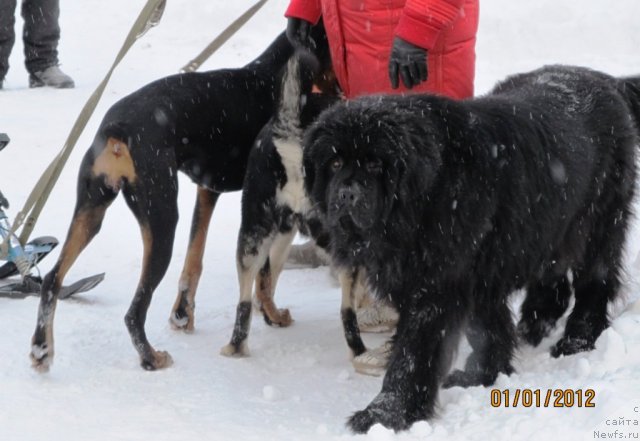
[255,228,296,327]
[551,209,630,358]
[170,187,219,332]
[30,142,120,371]
[121,177,178,370]
[221,229,276,357]
[518,272,572,347]
[552,263,621,358]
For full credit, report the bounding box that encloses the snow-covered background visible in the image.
[1,1,639,440]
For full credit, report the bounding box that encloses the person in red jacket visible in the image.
[285,0,479,99]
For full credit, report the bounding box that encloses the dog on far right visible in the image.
[302,65,640,433]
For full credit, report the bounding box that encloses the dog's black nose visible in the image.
[338,185,360,205]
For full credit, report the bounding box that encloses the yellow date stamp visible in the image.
[490,388,596,408]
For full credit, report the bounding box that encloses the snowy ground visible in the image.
[1,1,639,440]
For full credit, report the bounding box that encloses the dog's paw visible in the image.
[442,369,485,388]
[517,317,554,347]
[141,350,173,371]
[30,343,53,373]
[550,336,593,358]
[352,341,392,377]
[347,393,412,433]
[220,341,250,358]
[262,307,293,327]
[169,310,194,333]
[442,367,511,389]
[348,408,379,434]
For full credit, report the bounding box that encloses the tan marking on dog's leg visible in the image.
[220,239,272,357]
[56,209,106,282]
[220,262,259,357]
[257,229,297,327]
[339,269,357,315]
[92,137,137,191]
[138,224,152,287]
[353,268,369,309]
[31,206,108,371]
[170,187,218,332]
[255,264,272,311]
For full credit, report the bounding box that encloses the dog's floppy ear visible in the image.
[302,122,328,211]
[302,141,316,197]
[377,114,442,207]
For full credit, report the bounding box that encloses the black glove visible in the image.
[388,37,428,90]
[286,17,314,50]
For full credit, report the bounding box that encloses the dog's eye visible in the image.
[330,157,343,172]
[365,158,383,174]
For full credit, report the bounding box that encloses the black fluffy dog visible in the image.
[303,65,640,432]
[29,28,334,371]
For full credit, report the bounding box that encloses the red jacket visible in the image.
[285,0,479,99]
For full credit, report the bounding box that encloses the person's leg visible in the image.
[22,0,59,72]
[0,0,17,85]
[22,0,73,87]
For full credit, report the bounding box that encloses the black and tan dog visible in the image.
[304,66,640,432]
[29,28,334,371]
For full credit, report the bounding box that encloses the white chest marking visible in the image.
[274,137,309,213]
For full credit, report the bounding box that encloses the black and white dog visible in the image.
[303,65,640,432]
[220,51,341,356]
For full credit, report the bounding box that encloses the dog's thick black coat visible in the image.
[29,28,336,371]
[303,65,640,432]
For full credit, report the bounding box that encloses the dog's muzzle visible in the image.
[330,183,375,231]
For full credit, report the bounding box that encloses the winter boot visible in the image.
[352,340,393,376]
[285,240,332,269]
[29,65,74,89]
[356,302,399,333]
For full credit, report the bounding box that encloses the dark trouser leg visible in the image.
[0,0,17,80]
[22,0,60,73]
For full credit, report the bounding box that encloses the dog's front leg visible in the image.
[347,288,466,433]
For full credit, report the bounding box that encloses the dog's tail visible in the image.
[618,76,640,129]
[101,121,131,145]
[272,50,319,139]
